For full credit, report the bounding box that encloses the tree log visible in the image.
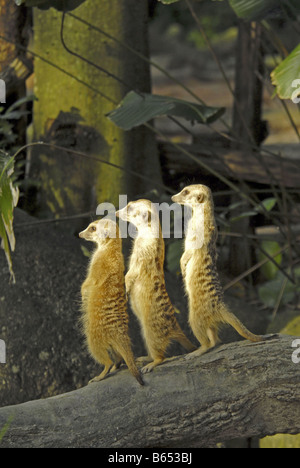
[0,335,299,448]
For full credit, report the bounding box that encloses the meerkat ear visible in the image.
[197,193,204,203]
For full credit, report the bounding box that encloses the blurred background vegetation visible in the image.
[0,0,300,448]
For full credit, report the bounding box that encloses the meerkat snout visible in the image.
[79,219,118,242]
[172,185,209,207]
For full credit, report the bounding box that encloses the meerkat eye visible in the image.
[89,225,97,232]
[182,189,190,196]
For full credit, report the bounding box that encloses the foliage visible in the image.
[260,433,300,448]
[0,415,13,443]
[0,153,19,284]
[257,240,282,280]
[258,268,300,308]
[228,0,300,20]
[0,96,36,151]
[0,96,36,283]
[271,44,300,100]
[14,0,86,10]
[106,91,225,131]
[159,0,300,102]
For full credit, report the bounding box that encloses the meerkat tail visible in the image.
[123,353,145,386]
[175,330,197,352]
[221,308,263,342]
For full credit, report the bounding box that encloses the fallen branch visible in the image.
[0,335,299,448]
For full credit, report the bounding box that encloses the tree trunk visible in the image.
[229,20,265,279]
[0,0,32,94]
[29,0,161,227]
[0,335,299,448]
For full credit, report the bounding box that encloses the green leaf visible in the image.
[281,315,300,336]
[271,44,300,100]
[0,154,19,283]
[228,0,300,20]
[257,240,282,280]
[15,0,86,11]
[230,211,258,222]
[257,197,277,213]
[0,111,30,120]
[107,91,225,131]
[5,95,37,115]
[229,0,279,20]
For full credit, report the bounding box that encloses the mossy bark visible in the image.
[30,0,161,226]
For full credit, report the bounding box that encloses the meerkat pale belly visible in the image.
[79,219,143,385]
[172,184,264,356]
[116,199,195,373]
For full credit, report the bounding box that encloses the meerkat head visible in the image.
[116,199,159,236]
[79,218,119,244]
[171,184,213,208]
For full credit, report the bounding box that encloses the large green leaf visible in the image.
[271,44,300,100]
[229,0,279,20]
[228,0,300,20]
[15,0,86,11]
[0,154,19,283]
[107,91,225,131]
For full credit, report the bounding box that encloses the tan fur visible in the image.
[172,184,264,357]
[79,219,143,385]
[116,199,196,373]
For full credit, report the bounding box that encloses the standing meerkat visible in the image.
[116,199,196,373]
[172,184,264,357]
[79,218,143,385]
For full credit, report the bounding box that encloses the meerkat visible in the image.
[116,199,196,374]
[79,218,144,385]
[171,184,264,357]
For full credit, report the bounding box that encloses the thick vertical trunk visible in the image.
[30,0,161,227]
[229,21,265,278]
[232,21,265,148]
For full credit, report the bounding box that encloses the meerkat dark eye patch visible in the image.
[89,226,97,232]
[182,189,190,196]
